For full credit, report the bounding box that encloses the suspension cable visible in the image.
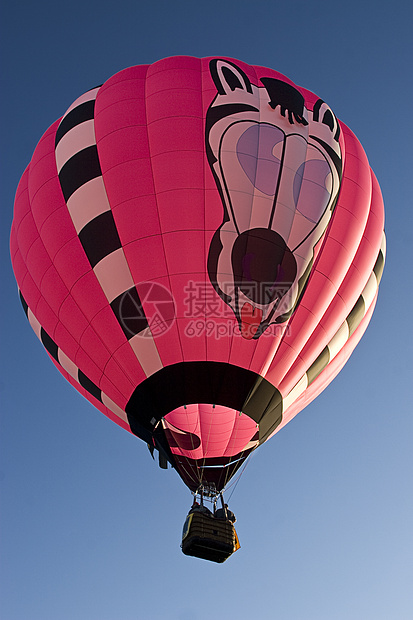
[224,447,257,503]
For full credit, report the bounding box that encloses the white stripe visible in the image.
[327,321,350,361]
[63,88,100,117]
[283,374,308,411]
[66,177,111,233]
[55,119,96,172]
[28,308,42,340]
[93,248,135,303]
[129,331,163,377]
[101,393,129,423]
[380,232,386,260]
[361,272,378,311]
[58,349,79,380]
[242,439,260,451]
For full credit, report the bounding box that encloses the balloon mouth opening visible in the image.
[164,403,260,458]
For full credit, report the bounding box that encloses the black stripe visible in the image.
[58,145,102,202]
[78,370,102,402]
[55,100,96,147]
[78,210,121,268]
[347,296,365,337]
[373,250,385,284]
[19,291,29,317]
[40,328,59,362]
[312,99,324,122]
[111,286,148,339]
[307,346,330,386]
[126,361,283,444]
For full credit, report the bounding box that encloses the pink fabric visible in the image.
[265,124,374,388]
[279,173,384,396]
[165,404,258,460]
[115,339,153,385]
[10,55,385,464]
[277,295,377,433]
[36,205,77,261]
[50,355,131,432]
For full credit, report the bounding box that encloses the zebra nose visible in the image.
[231,228,297,304]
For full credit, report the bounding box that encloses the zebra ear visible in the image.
[210,59,253,95]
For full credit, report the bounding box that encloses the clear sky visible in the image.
[1,1,412,619]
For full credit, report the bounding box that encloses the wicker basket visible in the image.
[181,511,236,563]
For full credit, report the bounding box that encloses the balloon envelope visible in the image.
[10,56,385,492]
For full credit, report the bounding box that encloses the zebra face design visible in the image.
[206,59,342,339]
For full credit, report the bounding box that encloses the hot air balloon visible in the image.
[10,56,385,562]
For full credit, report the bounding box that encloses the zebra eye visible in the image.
[237,124,284,196]
[293,159,332,223]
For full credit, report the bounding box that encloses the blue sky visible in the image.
[1,1,412,618]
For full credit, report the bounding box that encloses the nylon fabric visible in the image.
[10,55,385,493]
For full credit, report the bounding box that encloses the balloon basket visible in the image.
[181,511,238,563]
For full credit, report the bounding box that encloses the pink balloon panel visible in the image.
[10,56,385,492]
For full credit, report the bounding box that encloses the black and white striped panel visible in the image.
[19,291,128,425]
[283,233,386,409]
[54,89,162,377]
